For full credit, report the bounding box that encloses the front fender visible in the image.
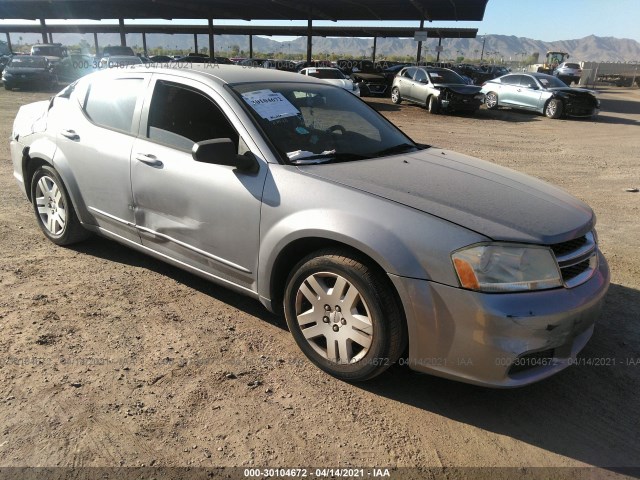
[257,165,486,303]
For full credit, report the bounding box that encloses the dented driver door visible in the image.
[130,74,268,292]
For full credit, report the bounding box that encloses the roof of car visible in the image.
[115,64,324,86]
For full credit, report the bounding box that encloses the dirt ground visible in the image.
[0,83,639,478]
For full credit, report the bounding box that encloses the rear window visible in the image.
[565,63,580,69]
[84,78,143,132]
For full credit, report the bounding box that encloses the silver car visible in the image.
[553,62,582,85]
[10,65,609,387]
[481,72,599,119]
[391,66,484,114]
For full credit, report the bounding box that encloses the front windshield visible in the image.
[306,69,346,80]
[231,82,418,165]
[538,75,569,89]
[427,69,465,84]
[9,56,47,68]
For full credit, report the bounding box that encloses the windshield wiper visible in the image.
[290,152,369,165]
[371,143,420,158]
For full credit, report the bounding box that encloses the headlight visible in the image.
[452,243,562,292]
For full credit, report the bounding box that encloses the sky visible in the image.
[1,0,640,43]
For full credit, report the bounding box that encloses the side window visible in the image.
[147,81,239,151]
[413,69,427,83]
[502,75,522,86]
[84,78,143,132]
[403,67,416,79]
[519,76,538,88]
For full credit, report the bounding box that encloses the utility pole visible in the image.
[480,35,486,62]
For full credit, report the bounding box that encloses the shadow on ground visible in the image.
[361,282,640,476]
[72,236,640,476]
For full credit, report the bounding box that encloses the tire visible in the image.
[545,98,564,119]
[284,249,407,382]
[30,165,90,245]
[4,83,12,91]
[390,87,402,104]
[427,95,440,114]
[485,91,499,110]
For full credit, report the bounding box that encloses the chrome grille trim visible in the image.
[550,231,598,288]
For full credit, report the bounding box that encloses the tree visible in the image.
[230,44,240,57]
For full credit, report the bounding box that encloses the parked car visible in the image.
[295,60,333,72]
[337,60,389,96]
[2,55,57,91]
[53,54,96,84]
[101,46,136,57]
[391,66,483,114]
[237,58,270,68]
[299,67,360,96]
[149,55,174,63]
[472,64,510,84]
[553,62,582,85]
[481,72,599,118]
[98,55,143,69]
[10,65,609,387]
[30,43,68,67]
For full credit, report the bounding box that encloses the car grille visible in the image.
[549,231,598,288]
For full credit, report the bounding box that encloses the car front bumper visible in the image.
[390,250,610,387]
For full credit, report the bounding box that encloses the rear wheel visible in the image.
[284,249,406,382]
[30,165,90,245]
[545,98,564,119]
[390,87,402,104]
[427,95,440,114]
[485,91,499,110]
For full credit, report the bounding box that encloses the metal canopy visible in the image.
[0,0,488,21]
[0,24,478,39]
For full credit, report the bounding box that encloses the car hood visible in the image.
[547,87,594,96]
[322,78,354,90]
[352,72,385,81]
[297,148,593,244]
[433,84,482,95]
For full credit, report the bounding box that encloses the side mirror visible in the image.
[419,78,428,84]
[192,138,258,173]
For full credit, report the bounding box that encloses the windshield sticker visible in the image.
[241,89,300,121]
[539,79,550,87]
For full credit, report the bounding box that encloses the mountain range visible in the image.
[5,32,640,62]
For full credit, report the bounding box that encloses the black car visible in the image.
[2,55,57,91]
[337,60,389,97]
[53,54,96,84]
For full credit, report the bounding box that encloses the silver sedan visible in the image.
[391,66,483,114]
[481,72,599,118]
[10,65,609,386]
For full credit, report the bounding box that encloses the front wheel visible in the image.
[284,249,406,382]
[391,87,402,104]
[30,165,90,245]
[485,91,499,109]
[545,98,564,119]
[427,95,440,114]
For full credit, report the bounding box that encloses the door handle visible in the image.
[60,129,79,140]
[135,153,163,168]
